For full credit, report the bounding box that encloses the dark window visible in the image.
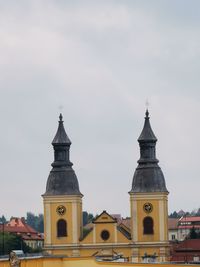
[143,216,154,234]
[57,219,67,237]
[101,230,110,241]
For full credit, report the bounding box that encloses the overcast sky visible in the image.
[1,0,200,219]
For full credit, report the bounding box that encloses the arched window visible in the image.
[57,219,67,237]
[143,216,154,234]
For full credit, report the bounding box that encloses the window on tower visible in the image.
[57,219,67,237]
[143,216,154,234]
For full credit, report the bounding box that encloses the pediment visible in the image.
[93,210,117,224]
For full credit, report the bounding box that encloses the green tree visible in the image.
[88,213,94,223]
[26,212,44,233]
[82,211,94,226]
[26,212,36,230]
[189,227,198,239]
[82,211,88,226]
[37,214,44,233]
[169,211,179,218]
[0,215,7,224]
[0,232,30,255]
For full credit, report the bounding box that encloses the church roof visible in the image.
[130,110,168,193]
[52,114,71,145]
[138,110,157,142]
[92,210,117,224]
[44,114,82,196]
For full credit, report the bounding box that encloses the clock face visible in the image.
[56,205,66,216]
[143,202,153,213]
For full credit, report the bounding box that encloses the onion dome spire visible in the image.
[44,114,82,196]
[130,110,168,193]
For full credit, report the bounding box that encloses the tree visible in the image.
[0,215,7,224]
[0,232,30,255]
[169,211,179,218]
[88,213,94,223]
[37,214,44,233]
[82,211,94,226]
[189,227,198,239]
[26,212,44,233]
[196,208,200,216]
[26,212,36,229]
[82,211,88,226]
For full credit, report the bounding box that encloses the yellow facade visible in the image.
[43,195,82,256]
[42,112,169,263]
[42,198,169,262]
[130,192,169,262]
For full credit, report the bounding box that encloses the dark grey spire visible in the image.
[138,109,157,142]
[52,113,71,145]
[137,109,158,165]
[44,114,82,196]
[130,110,168,193]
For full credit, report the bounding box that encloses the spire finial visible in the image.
[145,109,149,118]
[145,99,149,118]
[59,113,63,122]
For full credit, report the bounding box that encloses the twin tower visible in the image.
[42,111,169,262]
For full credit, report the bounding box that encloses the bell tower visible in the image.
[129,110,169,262]
[42,114,83,256]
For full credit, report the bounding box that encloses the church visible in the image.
[42,110,169,263]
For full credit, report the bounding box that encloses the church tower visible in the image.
[129,110,169,263]
[42,114,83,256]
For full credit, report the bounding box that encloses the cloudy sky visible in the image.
[0,0,200,219]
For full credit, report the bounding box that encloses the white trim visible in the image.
[45,203,51,244]
[132,201,138,242]
[44,243,131,249]
[133,241,169,245]
[72,202,78,243]
[130,193,168,201]
[43,195,82,203]
[93,224,96,243]
[114,223,117,243]
[159,200,165,241]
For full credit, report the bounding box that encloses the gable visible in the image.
[93,210,117,224]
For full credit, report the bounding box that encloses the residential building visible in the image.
[0,217,43,249]
[178,216,200,241]
[170,239,200,262]
[168,218,179,241]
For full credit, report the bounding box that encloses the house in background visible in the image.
[168,218,179,241]
[0,217,43,250]
[178,216,200,241]
[170,239,200,262]
[168,216,200,242]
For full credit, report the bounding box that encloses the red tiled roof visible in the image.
[168,218,179,229]
[0,217,43,241]
[175,239,200,251]
[111,214,122,222]
[179,216,200,222]
[170,239,200,261]
[118,218,131,230]
[5,217,37,233]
